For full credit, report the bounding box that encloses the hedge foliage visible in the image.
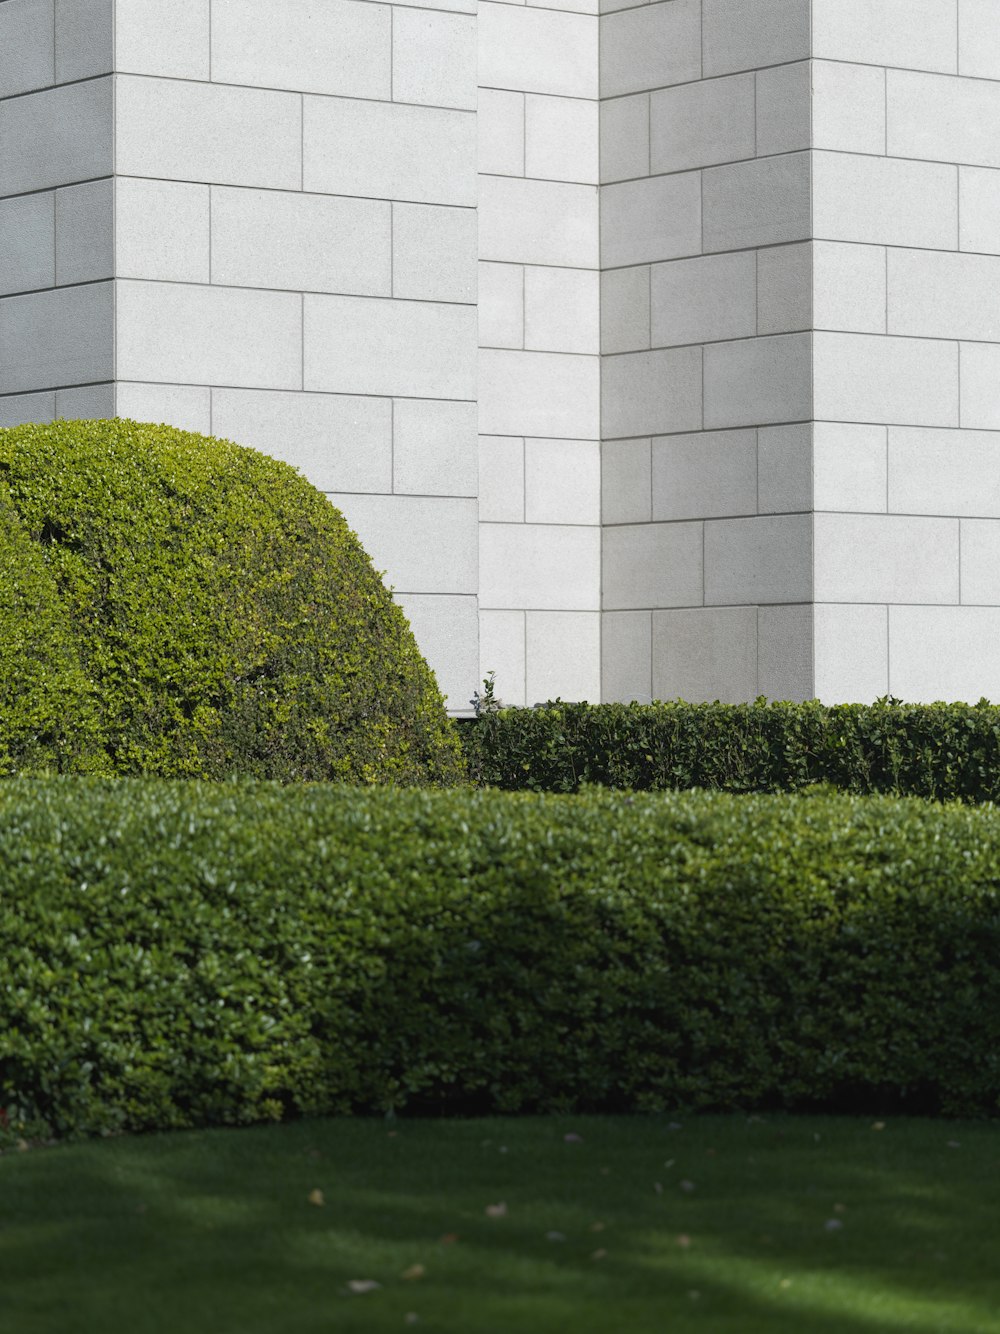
[460,698,1000,801]
[0,419,462,784]
[2,779,998,1141]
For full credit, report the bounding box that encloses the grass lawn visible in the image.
[1,1113,997,1334]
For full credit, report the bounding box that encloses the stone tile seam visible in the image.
[85,276,477,309]
[599,235,1000,272]
[0,381,479,404]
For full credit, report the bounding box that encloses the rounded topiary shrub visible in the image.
[0,419,464,784]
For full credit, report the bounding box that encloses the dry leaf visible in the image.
[679,1180,695,1193]
[833,1203,846,1214]
[347,1280,381,1294]
[387,1131,398,1139]
[947,1140,961,1148]
[440,1233,459,1245]
[599,1167,610,1176]
[485,1202,508,1218]
[404,1315,420,1327]
[401,1265,425,1281]
[872,1121,886,1131]
[308,1189,325,1207]
[498,1146,508,1154]
[676,1234,691,1249]
[590,1248,608,1261]
[589,1221,605,1233]
[564,1133,584,1144]
[15,1139,29,1153]
[779,1278,792,1290]
[688,1290,701,1301]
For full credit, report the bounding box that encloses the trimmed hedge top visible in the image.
[460,698,1000,801]
[0,419,463,783]
[1,779,998,1141]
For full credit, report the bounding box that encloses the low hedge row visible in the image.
[2,780,998,1139]
[460,698,1000,800]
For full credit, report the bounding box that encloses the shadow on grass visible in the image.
[1,1114,998,1334]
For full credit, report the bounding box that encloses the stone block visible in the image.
[599,94,648,185]
[115,0,210,79]
[479,610,526,708]
[812,60,886,155]
[600,172,701,268]
[0,282,113,395]
[889,248,1000,342]
[332,493,478,595]
[704,514,812,605]
[813,332,959,427]
[703,153,811,252]
[478,89,525,177]
[601,346,702,439]
[813,422,887,513]
[812,152,958,250]
[480,176,598,268]
[396,594,479,712]
[392,203,476,303]
[304,97,475,206]
[889,427,1000,518]
[888,69,1000,170]
[601,611,652,704]
[602,521,703,610]
[602,438,651,524]
[0,78,112,195]
[756,243,812,336]
[600,266,650,354]
[651,252,756,348]
[960,167,1000,254]
[479,348,599,438]
[889,607,1000,703]
[305,296,475,400]
[652,606,758,704]
[600,0,700,97]
[758,423,813,514]
[479,435,524,522]
[116,281,301,391]
[116,179,210,284]
[526,611,601,702]
[703,334,812,430]
[117,382,211,433]
[211,388,393,494]
[813,0,958,72]
[959,343,1000,430]
[525,95,599,184]
[813,242,887,335]
[649,72,755,174]
[758,604,814,703]
[55,179,113,286]
[0,0,53,99]
[524,267,600,354]
[117,77,299,191]
[393,9,476,110]
[393,398,478,497]
[212,0,390,100]
[755,61,810,157]
[814,513,959,604]
[55,0,112,82]
[480,2,598,98]
[814,604,889,704]
[480,523,601,609]
[0,193,54,299]
[652,429,757,521]
[478,263,523,350]
[702,0,810,77]
[525,438,601,524]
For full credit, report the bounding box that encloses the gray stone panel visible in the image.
[0,389,55,427]
[0,192,54,297]
[56,381,114,418]
[55,178,113,286]
[0,77,113,195]
[0,281,113,395]
[652,607,758,704]
[0,0,54,99]
[55,0,113,82]
[702,0,810,77]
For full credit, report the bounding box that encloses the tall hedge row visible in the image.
[460,698,1000,800]
[2,779,998,1142]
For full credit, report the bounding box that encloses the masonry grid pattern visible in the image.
[4,0,1000,710]
[477,0,602,708]
[0,0,479,711]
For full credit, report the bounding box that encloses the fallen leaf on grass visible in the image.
[947,1140,961,1148]
[404,1315,420,1326]
[485,1202,508,1218]
[308,1189,325,1207]
[676,1235,691,1249]
[564,1133,584,1144]
[590,1248,608,1261]
[401,1265,425,1281]
[589,1222,605,1233]
[779,1279,792,1290]
[833,1203,846,1214]
[16,1139,29,1153]
[872,1122,886,1131]
[679,1180,695,1193]
[347,1280,381,1295]
[440,1233,459,1245]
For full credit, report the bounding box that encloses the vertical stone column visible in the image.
[476,0,601,706]
[812,0,1000,703]
[0,0,114,426]
[599,0,813,705]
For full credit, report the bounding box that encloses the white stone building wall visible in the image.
[476,0,602,707]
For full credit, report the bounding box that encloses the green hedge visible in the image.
[459,698,1000,800]
[0,419,463,784]
[2,780,998,1140]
